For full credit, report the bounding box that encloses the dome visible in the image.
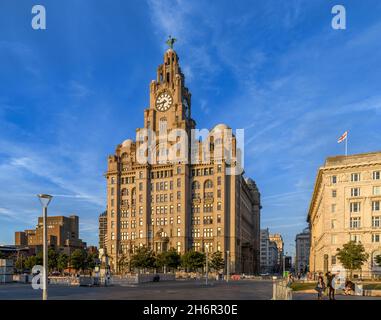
[121,139,133,148]
[211,123,230,132]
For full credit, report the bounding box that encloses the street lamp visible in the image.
[283,251,289,278]
[226,250,230,283]
[205,244,209,286]
[37,194,53,301]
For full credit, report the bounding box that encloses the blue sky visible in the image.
[1,0,381,255]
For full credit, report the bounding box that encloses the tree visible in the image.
[209,251,225,272]
[156,248,181,271]
[57,253,69,273]
[24,252,43,271]
[87,252,98,272]
[48,248,59,272]
[0,252,5,259]
[70,249,88,272]
[15,255,26,271]
[336,241,369,278]
[181,251,205,272]
[130,247,156,271]
[118,254,129,274]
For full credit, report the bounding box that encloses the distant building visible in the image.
[308,152,381,277]
[295,227,310,273]
[269,233,284,273]
[98,211,107,250]
[284,256,292,271]
[15,215,85,255]
[87,246,99,255]
[260,229,279,274]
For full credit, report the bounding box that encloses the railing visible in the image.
[272,280,293,300]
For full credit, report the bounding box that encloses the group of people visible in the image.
[315,271,356,300]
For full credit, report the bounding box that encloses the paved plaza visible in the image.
[0,279,273,300]
[1,279,381,300]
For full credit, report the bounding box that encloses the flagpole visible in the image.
[345,134,348,156]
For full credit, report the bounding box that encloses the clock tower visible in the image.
[105,39,261,276]
[142,46,195,136]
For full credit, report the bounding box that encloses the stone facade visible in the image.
[99,211,107,249]
[260,228,278,274]
[295,227,310,273]
[269,233,284,272]
[308,151,381,277]
[104,48,261,274]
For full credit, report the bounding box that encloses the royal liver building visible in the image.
[105,42,261,274]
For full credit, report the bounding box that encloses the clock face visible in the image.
[156,92,173,112]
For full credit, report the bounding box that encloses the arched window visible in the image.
[121,188,128,196]
[192,181,200,190]
[204,180,213,189]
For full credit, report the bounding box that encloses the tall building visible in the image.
[99,211,108,249]
[308,152,381,277]
[260,229,278,274]
[104,44,261,273]
[15,215,85,255]
[269,233,284,272]
[295,227,310,273]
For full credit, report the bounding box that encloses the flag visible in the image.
[337,131,348,144]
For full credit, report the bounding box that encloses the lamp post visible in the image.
[37,194,53,301]
[205,244,209,286]
[226,250,230,283]
[283,251,289,278]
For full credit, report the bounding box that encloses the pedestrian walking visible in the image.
[286,273,294,287]
[326,271,335,300]
[315,274,325,300]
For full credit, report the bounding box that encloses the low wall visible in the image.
[49,276,80,286]
[363,289,381,297]
[13,274,29,283]
[112,273,176,286]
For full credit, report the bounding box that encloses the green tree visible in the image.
[70,249,88,272]
[118,254,129,274]
[48,248,59,272]
[156,248,181,271]
[57,253,69,273]
[24,252,42,271]
[0,252,5,259]
[15,255,26,271]
[336,241,369,278]
[130,247,156,271]
[209,251,225,272]
[87,252,98,271]
[181,251,205,272]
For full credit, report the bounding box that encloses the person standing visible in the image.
[326,271,335,300]
[315,273,325,300]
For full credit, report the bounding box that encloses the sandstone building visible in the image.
[269,233,284,273]
[15,215,85,255]
[104,45,261,274]
[260,228,278,274]
[308,152,381,277]
[99,211,107,250]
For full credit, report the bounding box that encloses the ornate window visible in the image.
[204,180,213,189]
[192,181,200,190]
